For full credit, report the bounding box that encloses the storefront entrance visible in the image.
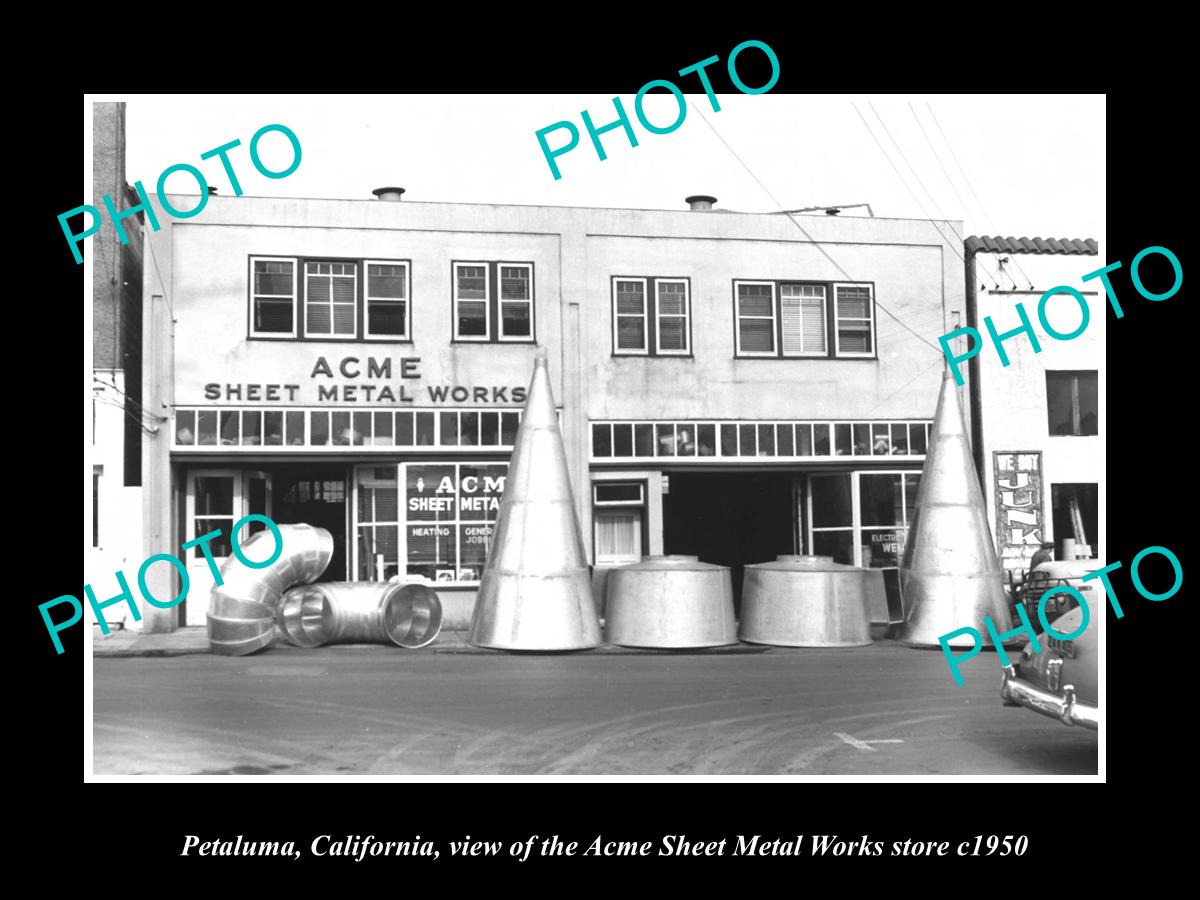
[180,464,347,626]
[663,472,796,610]
[273,464,349,582]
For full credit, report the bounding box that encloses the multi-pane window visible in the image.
[250,257,296,336]
[454,263,489,339]
[305,261,357,337]
[365,261,409,338]
[655,280,689,354]
[612,277,691,356]
[249,256,409,341]
[592,481,646,567]
[1045,371,1098,436]
[499,265,533,339]
[176,407,524,450]
[453,261,536,343]
[353,462,509,585]
[590,420,931,460]
[780,284,826,355]
[614,279,648,352]
[735,282,776,355]
[734,279,876,358]
[808,471,921,568]
[834,283,875,355]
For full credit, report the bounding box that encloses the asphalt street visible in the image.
[93,642,1097,776]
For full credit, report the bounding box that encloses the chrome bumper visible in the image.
[1000,665,1099,730]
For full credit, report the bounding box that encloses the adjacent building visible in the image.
[966,246,1105,575]
[91,101,144,628]
[138,189,965,632]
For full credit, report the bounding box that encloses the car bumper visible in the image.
[1000,665,1099,730]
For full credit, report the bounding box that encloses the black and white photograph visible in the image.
[80,89,1111,781]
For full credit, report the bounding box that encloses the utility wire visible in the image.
[691,102,943,356]
[93,374,167,422]
[906,100,1020,287]
[855,102,999,288]
[925,102,1036,289]
[864,354,945,417]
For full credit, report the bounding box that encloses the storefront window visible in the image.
[808,471,921,567]
[810,473,854,565]
[354,462,508,585]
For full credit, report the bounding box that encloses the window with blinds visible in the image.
[734,279,875,358]
[365,261,409,338]
[614,279,648,352]
[655,279,689,354]
[454,263,489,339]
[304,261,357,337]
[736,282,776,354]
[499,264,532,339]
[451,261,536,343]
[250,257,296,336]
[780,283,826,355]
[834,283,875,355]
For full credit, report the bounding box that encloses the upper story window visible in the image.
[1046,370,1098,436]
[612,276,691,356]
[250,257,297,337]
[833,283,876,356]
[734,279,876,359]
[366,261,411,339]
[305,261,357,337]
[248,256,410,342]
[453,261,536,343]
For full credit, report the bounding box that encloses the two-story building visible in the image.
[139,189,962,632]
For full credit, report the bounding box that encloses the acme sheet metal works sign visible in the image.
[203,356,528,405]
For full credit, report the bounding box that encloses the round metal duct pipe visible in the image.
[606,555,737,648]
[206,523,334,656]
[739,555,880,648]
[277,582,443,649]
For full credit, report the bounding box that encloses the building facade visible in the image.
[140,192,963,631]
[972,277,1105,574]
[91,101,144,628]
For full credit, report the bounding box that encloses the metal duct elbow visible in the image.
[277,582,442,649]
[206,524,334,656]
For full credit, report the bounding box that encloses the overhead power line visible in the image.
[691,102,943,356]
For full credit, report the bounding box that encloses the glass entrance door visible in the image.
[183,470,272,626]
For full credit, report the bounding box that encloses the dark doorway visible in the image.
[273,464,348,581]
[1051,482,1099,559]
[663,471,795,611]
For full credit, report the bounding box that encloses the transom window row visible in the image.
[591,420,932,459]
[174,408,523,449]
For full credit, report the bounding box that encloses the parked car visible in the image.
[1000,587,1098,730]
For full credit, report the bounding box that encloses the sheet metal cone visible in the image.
[892,367,1014,648]
[468,350,601,650]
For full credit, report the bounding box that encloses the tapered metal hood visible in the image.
[467,350,601,650]
[892,367,1013,647]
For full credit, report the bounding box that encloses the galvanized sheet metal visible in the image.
[468,350,602,651]
[891,370,1014,648]
[739,555,879,648]
[606,555,737,648]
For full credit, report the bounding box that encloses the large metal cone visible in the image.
[893,367,1014,647]
[468,350,601,650]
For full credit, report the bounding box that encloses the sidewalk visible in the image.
[91,625,895,658]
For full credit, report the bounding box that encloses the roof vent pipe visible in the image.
[372,186,406,202]
[685,194,717,211]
